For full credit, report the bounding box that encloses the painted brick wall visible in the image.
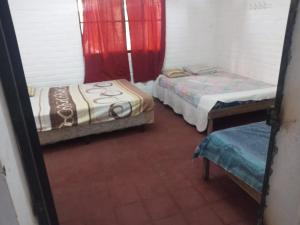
[265,3,300,224]
[164,0,217,69]
[8,0,85,87]
[214,0,290,85]
[8,0,218,87]
[8,0,289,87]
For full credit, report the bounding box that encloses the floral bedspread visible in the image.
[158,72,275,107]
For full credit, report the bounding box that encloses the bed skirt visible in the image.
[153,83,207,132]
[38,111,154,145]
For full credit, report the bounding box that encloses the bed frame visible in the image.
[203,99,275,202]
[38,111,154,145]
[207,99,275,134]
[203,158,261,202]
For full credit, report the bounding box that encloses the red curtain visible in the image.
[82,0,131,83]
[126,0,166,82]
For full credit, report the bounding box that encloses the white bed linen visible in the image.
[153,75,276,132]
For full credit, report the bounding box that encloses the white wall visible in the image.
[164,0,217,69]
[0,81,38,225]
[8,0,84,87]
[215,0,290,85]
[9,0,289,88]
[8,0,218,88]
[0,163,19,225]
[264,3,300,224]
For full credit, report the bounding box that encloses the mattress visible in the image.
[38,111,154,145]
[30,79,154,132]
[193,121,271,191]
[153,72,276,131]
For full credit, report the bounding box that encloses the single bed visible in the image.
[193,121,271,202]
[153,71,276,133]
[30,79,154,145]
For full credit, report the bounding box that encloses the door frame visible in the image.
[0,0,299,225]
[258,0,299,224]
[0,1,59,225]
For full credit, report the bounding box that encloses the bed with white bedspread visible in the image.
[153,72,276,132]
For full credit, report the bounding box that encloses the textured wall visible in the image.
[164,0,217,69]
[8,0,218,87]
[8,0,289,87]
[215,0,290,84]
[8,0,85,87]
[265,3,300,224]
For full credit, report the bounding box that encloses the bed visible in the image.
[30,79,154,145]
[193,121,271,202]
[153,71,276,133]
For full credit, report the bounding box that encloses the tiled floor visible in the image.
[43,101,259,225]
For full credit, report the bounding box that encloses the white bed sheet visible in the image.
[153,75,276,132]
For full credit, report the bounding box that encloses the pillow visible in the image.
[28,86,36,97]
[183,64,218,75]
[162,68,189,78]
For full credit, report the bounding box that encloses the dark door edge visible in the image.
[0,1,59,225]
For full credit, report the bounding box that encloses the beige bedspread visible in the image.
[30,79,154,132]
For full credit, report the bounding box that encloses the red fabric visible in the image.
[126,0,166,82]
[82,0,130,83]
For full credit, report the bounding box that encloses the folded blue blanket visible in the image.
[193,121,271,192]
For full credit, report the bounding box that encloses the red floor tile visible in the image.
[83,202,118,225]
[144,195,179,220]
[230,220,257,225]
[211,198,249,225]
[54,187,85,224]
[81,180,110,202]
[135,175,168,200]
[63,220,87,225]
[184,206,224,225]
[116,202,151,225]
[195,179,229,203]
[171,187,207,212]
[161,172,193,191]
[109,181,140,207]
[44,101,259,225]
[154,214,188,225]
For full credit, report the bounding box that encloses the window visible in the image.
[77,0,84,32]
[78,0,165,82]
[123,0,131,51]
[77,0,132,52]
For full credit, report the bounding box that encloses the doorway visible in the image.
[0,0,299,225]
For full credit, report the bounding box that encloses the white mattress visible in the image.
[153,73,277,132]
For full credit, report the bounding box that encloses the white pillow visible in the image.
[28,86,36,97]
[183,64,218,75]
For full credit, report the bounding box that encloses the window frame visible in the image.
[77,0,132,53]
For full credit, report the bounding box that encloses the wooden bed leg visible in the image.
[207,119,214,134]
[203,158,210,181]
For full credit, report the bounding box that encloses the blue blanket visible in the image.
[193,122,271,192]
